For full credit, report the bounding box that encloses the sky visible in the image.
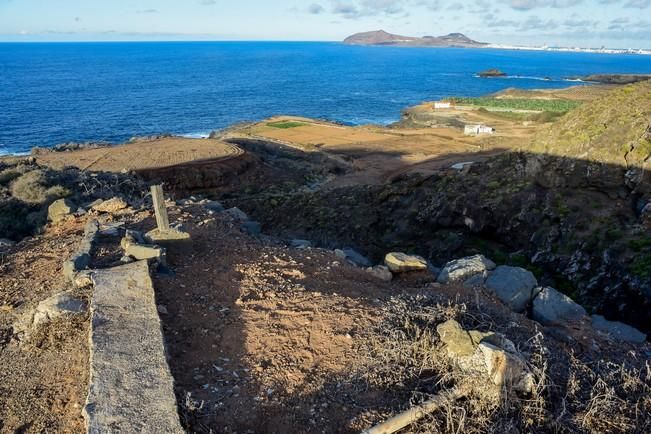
[0,0,649,48]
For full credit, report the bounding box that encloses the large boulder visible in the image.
[48,198,76,224]
[591,315,647,344]
[384,252,428,273]
[485,266,538,313]
[532,287,586,326]
[437,255,496,284]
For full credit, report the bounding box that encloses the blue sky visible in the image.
[0,0,649,48]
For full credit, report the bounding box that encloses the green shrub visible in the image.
[267,121,306,129]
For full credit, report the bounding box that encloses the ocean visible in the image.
[2,41,651,155]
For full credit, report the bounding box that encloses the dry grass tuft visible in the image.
[351,293,651,434]
[10,170,70,205]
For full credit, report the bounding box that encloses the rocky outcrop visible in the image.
[485,266,539,313]
[478,69,507,78]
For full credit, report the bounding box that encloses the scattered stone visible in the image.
[591,315,647,344]
[485,266,539,313]
[241,221,262,236]
[157,305,169,315]
[478,342,535,393]
[32,291,86,329]
[91,196,128,214]
[145,228,191,244]
[437,255,496,284]
[384,252,428,273]
[532,287,586,326]
[99,222,125,237]
[366,265,393,282]
[437,319,533,394]
[204,201,225,212]
[63,220,98,283]
[437,319,493,357]
[47,198,76,224]
[290,239,312,249]
[120,255,135,264]
[74,271,94,288]
[224,207,249,221]
[335,248,372,268]
[124,243,166,262]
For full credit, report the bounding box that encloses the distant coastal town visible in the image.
[484,43,651,56]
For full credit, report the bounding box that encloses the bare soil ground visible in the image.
[0,220,89,434]
[150,205,651,434]
[32,137,241,172]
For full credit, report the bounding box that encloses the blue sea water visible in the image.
[2,41,651,155]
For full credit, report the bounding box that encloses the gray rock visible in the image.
[336,248,372,268]
[437,255,496,284]
[241,221,262,236]
[591,315,647,343]
[48,198,76,224]
[32,291,87,328]
[204,201,225,212]
[532,287,586,326]
[366,265,393,282]
[290,239,312,249]
[485,266,538,313]
[224,207,249,221]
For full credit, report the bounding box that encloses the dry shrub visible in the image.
[10,170,70,204]
[351,293,650,434]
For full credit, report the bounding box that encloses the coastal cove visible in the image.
[2,41,651,154]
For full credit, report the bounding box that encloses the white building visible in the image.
[434,101,452,109]
[464,124,495,136]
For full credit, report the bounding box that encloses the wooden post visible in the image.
[150,185,170,232]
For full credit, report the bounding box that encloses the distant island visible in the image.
[343,30,651,55]
[343,30,486,48]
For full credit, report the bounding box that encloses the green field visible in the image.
[267,121,307,129]
[449,97,582,113]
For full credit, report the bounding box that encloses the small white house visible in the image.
[464,124,495,136]
[434,101,452,109]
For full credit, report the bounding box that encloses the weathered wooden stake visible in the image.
[151,185,170,232]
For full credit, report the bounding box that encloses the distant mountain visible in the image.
[343,30,486,48]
